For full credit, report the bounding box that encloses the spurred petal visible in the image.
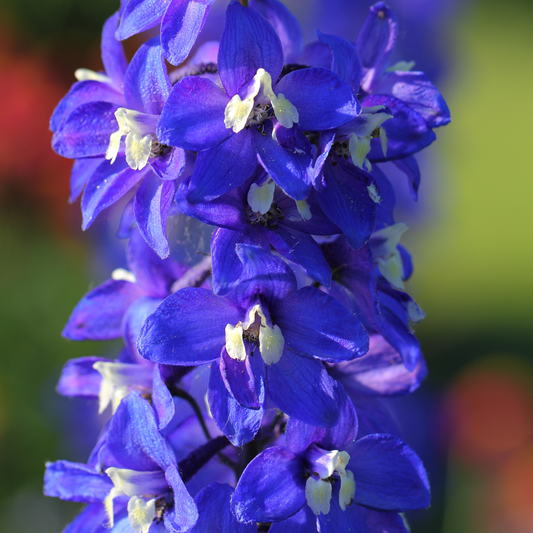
[276,68,359,131]
[158,76,230,151]
[349,434,430,512]
[265,354,339,427]
[124,37,171,115]
[161,0,214,66]
[208,362,263,447]
[62,279,143,341]
[232,446,306,522]
[273,286,369,362]
[138,288,243,365]
[218,0,283,96]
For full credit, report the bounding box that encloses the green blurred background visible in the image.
[0,0,532,531]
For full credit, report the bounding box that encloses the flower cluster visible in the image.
[45,1,450,532]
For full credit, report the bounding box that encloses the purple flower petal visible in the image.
[220,347,261,409]
[392,155,420,201]
[57,356,107,397]
[152,364,175,432]
[232,446,306,522]
[44,461,113,502]
[122,295,162,359]
[133,171,175,259]
[273,286,369,362]
[116,0,170,40]
[218,0,283,96]
[187,131,257,203]
[164,463,199,532]
[62,278,143,341]
[208,362,263,446]
[276,68,360,131]
[268,506,318,533]
[349,434,431,512]
[161,0,214,66]
[265,353,339,427]
[158,76,230,151]
[52,101,121,159]
[124,37,171,115]
[81,158,145,230]
[69,157,103,203]
[138,288,243,365]
[150,146,186,181]
[318,496,370,533]
[101,12,128,90]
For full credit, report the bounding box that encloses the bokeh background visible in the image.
[0,0,532,531]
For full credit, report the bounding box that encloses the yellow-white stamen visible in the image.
[75,68,112,84]
[295,199,312,220]
[247,181,275,214]
[371,223,408,290]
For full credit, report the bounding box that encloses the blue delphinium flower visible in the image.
[232,385,430,531]
[158,0,360,204]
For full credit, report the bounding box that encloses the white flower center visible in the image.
[224,68,299,133]
[105,108,160,171]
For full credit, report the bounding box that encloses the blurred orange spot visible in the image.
[445,362,533,465]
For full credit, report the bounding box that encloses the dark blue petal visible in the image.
[318,496,370,533]
[116,0,170,40]
[161,0,214,66]
[286,383,357,454]
[134,171,174,259]
[57,356,107,397]
[317,31,362,91]
[373,71,451,128]
[265,353,339,427]
[371,165,396,227]
[349,434,430,512]
[231,243,297,306]
[208,362,263,447]
[363,95,436,161]
[210,227,270,296]
[187,131,257,203]
[250,0,303,63]
[150,146,186,181]
[176,178,248,230]
[50,81,124,133]
[252,123,313,201]
[44,461,113,502]
[232,446,306,522]
[101,12,128,90]
[220,347,260,409]
[268,506,318,533]
[127,229,184,298]
[265,226,332,287]
[62,279,143,341]
[138,288,243,365]
[349,395,399,440]
[81,158,145,230]
[276,68,360,131]
[273,286,369,362]
[363,509,409,533]
[164,463,199,532]
[392,155,420,201]
[356,3,398,90]
[69,157,103,203]
[218,0,283,96]
[158,76,230,151]
[191,483,256,533]
[124,37,171,115]
[107,391,176,471]
[316,161,376,249]
[52,102,120,159]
